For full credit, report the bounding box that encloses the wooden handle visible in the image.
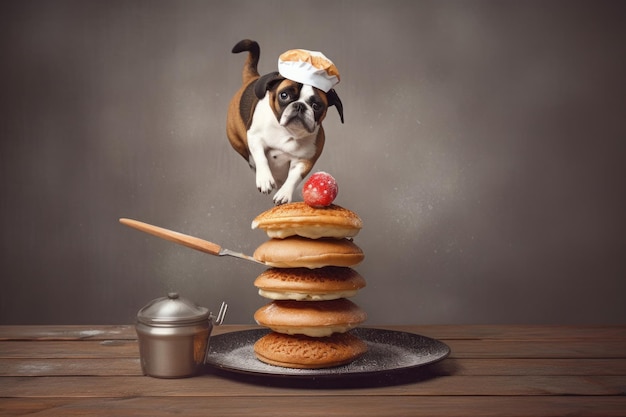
[119,218,222,256]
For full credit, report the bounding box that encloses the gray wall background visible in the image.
[1,0,625,325]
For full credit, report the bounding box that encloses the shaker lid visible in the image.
[137,292,209,326]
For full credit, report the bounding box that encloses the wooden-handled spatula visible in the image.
[119,218,263,265]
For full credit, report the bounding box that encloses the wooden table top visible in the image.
[0,324,625,416]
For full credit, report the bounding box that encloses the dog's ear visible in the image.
[254,72,284,99]
[326,89,344,124]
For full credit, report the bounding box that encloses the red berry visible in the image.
[302,172,338,207]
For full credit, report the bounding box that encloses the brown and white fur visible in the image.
[226,39,343,205]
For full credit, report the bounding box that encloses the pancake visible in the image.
[251,202,362,239]
[254,331,368,369]
[254,298,367,337]
[254,267,366,301]
[253,236,364,269]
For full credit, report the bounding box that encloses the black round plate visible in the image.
[205,328,450,378]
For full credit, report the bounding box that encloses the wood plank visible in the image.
[1,375,624,397]
[0,325,137,341]
[438,358,626,376]
[2,357,625,377]
[0,358,142,377]
[446,340,626,359]
[0,340,139,359]
[1,396,626,417]
[2,338,623,361]
[390,325,626,341]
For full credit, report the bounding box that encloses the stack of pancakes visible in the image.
[250,202,368,369]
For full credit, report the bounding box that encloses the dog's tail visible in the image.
[232,39,260,84]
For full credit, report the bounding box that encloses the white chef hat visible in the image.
[278,49,340,92]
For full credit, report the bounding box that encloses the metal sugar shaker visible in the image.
[135,292,226,378]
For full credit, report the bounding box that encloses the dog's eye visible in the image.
[311,102,321,111]
[279,91,290,101]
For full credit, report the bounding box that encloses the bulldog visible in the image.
[226,39,344,205]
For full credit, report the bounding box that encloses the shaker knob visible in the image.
[167,292,180,300]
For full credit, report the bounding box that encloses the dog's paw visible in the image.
[256,171,276,195]
[272,185,295,205]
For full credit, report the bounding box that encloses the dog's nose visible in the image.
[293,102,305,113]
